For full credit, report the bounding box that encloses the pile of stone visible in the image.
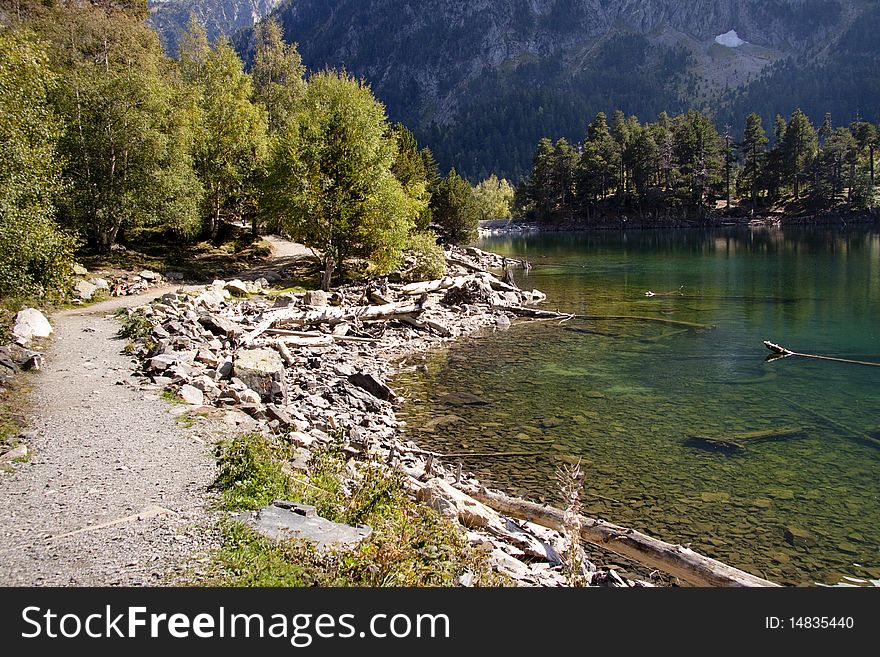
[1,308,51,384]
[446,244,532,272]
[122,265,644,587]
[72,264,171,301]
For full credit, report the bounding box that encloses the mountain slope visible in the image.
[147,0,282,55]
[150,0,880,180]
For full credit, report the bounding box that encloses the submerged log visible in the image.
[498,306,715,331]
[458,484,778,587]
[686,426,808,451]
[782,397,880,449]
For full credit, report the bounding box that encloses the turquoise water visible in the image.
[396,226,880,586]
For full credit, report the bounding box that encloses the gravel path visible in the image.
[0,289,222,586]
[263,234,313,260]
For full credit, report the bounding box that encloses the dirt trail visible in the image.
[0,288,224,586]
[0,235,314,586]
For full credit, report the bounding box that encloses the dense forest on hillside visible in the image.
[519,108,878,223]
[222,0,880,182]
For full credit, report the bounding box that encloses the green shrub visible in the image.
[404,231,446,282]
[214,432,295,510]
[115,309,154,341]
[207,440,506,587]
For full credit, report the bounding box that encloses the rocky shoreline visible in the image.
[119,245,661,587]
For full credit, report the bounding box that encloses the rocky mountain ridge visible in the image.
[146,0,879,179]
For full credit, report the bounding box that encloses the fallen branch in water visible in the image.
[781,397,880,449]
[686,426,808,451]
[764,341,880,368]
[499,306,715,331]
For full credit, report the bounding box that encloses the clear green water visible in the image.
[396,226,880,586]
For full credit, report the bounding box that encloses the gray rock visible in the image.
[88,277,110,290]
[199,314,242,338]
[148,354,177,372]
[74,279,97,300]
[194,288,226,309]
[266,404,294,426]
[273,294,299,308]
[302,290,328,307]
[179,384,204,406]
[0,444,29,462]
[439,392,488,406]
[139,270,161,281]
[216,357,234,379]
[348,372,396,401]
[495,314,512,330]
[72,263,88,276]
[234,501,372,551]
[13,308,53,343]
[224,279,249,297]
[289,448,312,473]
[784,526,816,547]
[234,349,286,402]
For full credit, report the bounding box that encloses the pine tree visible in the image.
[431,169,479,244]
[672,110,721,207]
[781,109,817,200]
[740,113,768,208]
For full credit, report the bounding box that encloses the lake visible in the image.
[396,226,880,586]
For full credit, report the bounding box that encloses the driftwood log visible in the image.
[498,305,716,331]
[241,301,424,345]
[456,484,778,587]
[687,426,808,450]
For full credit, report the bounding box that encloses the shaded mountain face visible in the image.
[153,0,879,180]
[147,0,283,56]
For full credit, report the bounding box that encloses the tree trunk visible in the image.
[209,191,221,241]
[96,224,120,254]
[458,484,778,587]
[321,258,335,292]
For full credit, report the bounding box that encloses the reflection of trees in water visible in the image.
[486,226,879,259]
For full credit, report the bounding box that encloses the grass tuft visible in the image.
[207,433,507,587]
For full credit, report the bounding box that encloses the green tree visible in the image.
[628,124,658,197]
[50,4,203,251]
[578,112,620,202]
[390,124,432,230]
[188,35,268,238]
[252,17,305,137]
[672,110,721,206]
[780,109,817,200]
[0,28,73,296]
[473,175,514,221]
[432,169,479,244]
[740,113,768,207]
[851,121,877,189]
[526,137,556,220]
[651,111,676,193]
[814,127,856,208]
[261,71,420,285]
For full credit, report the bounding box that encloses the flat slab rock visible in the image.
[234,501,372,551]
